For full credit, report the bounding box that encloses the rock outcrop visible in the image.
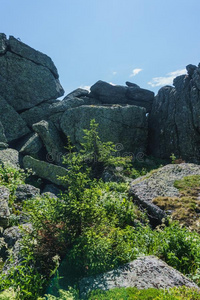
[149,64,200,162]
[0,35,64,111]
[129,163,200,223]
[60,105,148,153]
[90,80,154,112]
[79,256,199,298]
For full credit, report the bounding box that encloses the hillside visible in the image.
[0,34,199,300]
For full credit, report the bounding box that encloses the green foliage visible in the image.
[170,153,177,164]
[88,286,200,300]
[0,163,26,195]
[174,175,200,191]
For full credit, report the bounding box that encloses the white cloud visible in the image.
[109,82,117,86]
[130,68,143,77]
[112,71,117,75]
[80,85,91,91]
[148,68,186,87]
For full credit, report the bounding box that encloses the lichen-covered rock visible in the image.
[61,105,148,153]
[0,35,64,111]
[14,184,40,202]
[0,96,30,142]
[129,163,200,223]
[0,149,20,168]
[0,187,10,228]
[23,156,68,187]
[79,256,199,298]
[8,36,59,78]
[32,120,66,164]
[19,133,43,158]
[148,65,200,162]
[89,80,154,112]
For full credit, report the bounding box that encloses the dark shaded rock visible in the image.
[8,36,59,78]
[60,105,148,153]
[0,96,30,142]
[0,50,64,111]
[126,87,154,112]
[126,81,140,88]
[14,184,40,202]
[0,33,7,54]
[0,187,10,228]
[90,80,128,104]
[0,149,20,168]
[79,256,199,298]
[186,64,197,77]
[42,184,61,197]
[32,120,66,165]
[149,69,200,162]
[23,156,68,187]
[129,163,200,223]
[0,121,7,144]
[19,133,43,158]
[65,88,89,99]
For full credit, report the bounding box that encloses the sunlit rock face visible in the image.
[149,64,200,163]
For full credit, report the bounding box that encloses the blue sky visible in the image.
[1,0,200,96]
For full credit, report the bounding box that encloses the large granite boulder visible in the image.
[89,80,154,112]
[23,156,68,187]
[0,122,7,143]
[79,256,199,298]
[20,97,98,128]
[149,64,200,162]
[0,34,64,111]
[32,120,66,164]
[0,96,30,143]
[129,163,200,223]
[0,187,10,228]
[90,81,128,104]
[60,105,148,153]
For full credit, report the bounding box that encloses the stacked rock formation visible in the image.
[0,34,153,185]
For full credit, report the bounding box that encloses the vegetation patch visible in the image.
[152,175,200,232]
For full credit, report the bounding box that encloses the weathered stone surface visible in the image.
[32,120,66,164]
[14,184,40,202]
[66,88,89,98]
[149,65,200,162]
[0,187,10,228]
[0,51,64,111]
[60,105,148,153]
[20,97,96,127]
[126,87,154,112]
[129,163,200,223]
[23,156,68,187]
[0,97,30,142]
[0,33,7,54]
[0,149,20,168]
[79,256,199,298]
[90,80,128,104]
[0,143,8,150]
[19,133,43,158]
[9,36,59,78]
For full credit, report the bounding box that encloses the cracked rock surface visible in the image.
[149,65,200,162]
[60,105,148,153]
[129,163,200,222]
[79,256,199,298]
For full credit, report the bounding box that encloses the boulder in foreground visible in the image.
[79,256,199,298]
